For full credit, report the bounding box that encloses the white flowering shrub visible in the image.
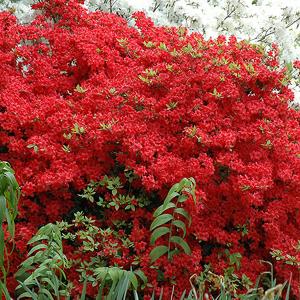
[0,0,36,23]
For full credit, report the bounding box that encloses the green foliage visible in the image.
[0,161,20,297]
[0,168,291,300]
[149,177,196,263]
[58,211,147,298]
[74,84,87,94]
[92,267,147,300]
[15,223,71,299]
[270,247,300,267]
[79,172,150,210]
[27,144,39,153]
[189,261,292,300]
[72,123,85,135]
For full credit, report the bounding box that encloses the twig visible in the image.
[190,274,198,300]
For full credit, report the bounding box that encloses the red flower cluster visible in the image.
[0,0,300,297]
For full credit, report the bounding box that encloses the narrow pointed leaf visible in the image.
[163,191,180,206]
[153,202,176,217]
[134,269,147,284]
[170,236,191,255]
[172,220,186,237]
[27,244,47,256]
[174,208,191,225]
[0,280,11,300]
[128,272,139,290]
[150,227,170,245]
[0,195,6,218]
[40,288,55,300]
[150,214,173,231]
[150,245,168,263]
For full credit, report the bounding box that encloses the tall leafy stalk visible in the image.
[0,161,20,298]
[149,177,196,263]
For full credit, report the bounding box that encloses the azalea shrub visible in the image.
[0,0,300,298]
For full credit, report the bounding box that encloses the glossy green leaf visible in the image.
[150,227,170,245]
[0,196,6,225]
[0,280,11,300]
[134,269,147,284]
[174,208,191,225]
[172,220,186,237]
[150,245,168,263]
[170,236,191,255]
[129,272,138,290]
[177,194,188,203]
[153,202,176,217]
[40,288,55,300]
[0,230,4,265]
[80,277,87,300]
[150,214,173,231]
[163,191,180,206]
[27,244,47,256]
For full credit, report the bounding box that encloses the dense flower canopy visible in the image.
[0,0,300,297]
[87,0,300,105]
[1,0,300,104]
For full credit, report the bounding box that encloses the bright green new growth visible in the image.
[149,177,196,263]
[0,161,20,297]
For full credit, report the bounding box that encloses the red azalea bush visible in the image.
[0,0,300,297]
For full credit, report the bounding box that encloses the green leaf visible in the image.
[170,236,191,255]
[0,195,6,225]
[174,208,191,226]
[133,290,139,300]
[150,214,173,231]
[153,202,176,217]
[28,234,51,244]
[150,227,170,245]
[5,208,14,237]
[172,220,186,237]
[108,268,123,283]
[40,277,58,295]
[96,275,106,300]
[179,290,187,300]
[0,230,4,265]
[159,42,168,51]
[27,243,47,256]
[164,191,180,204]
[40,288,55,300]
[134,269,147,285]
[150,245,168,263]
[164,184,180,202]
[27,144,39,153]
[0,280,11,300]
[74,84,87,93]
[115,273,130,300]
[177,195,188,203]
[17,281,39,300]
[129,272,138,290]
[285,274,292,300]
[94,267,109,280]
[80,276,87,300]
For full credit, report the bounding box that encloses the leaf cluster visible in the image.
[0,161,20,296]
[150,177,196,263]
[15,224,71,300]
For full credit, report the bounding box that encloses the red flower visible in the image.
[0,0,299,297]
